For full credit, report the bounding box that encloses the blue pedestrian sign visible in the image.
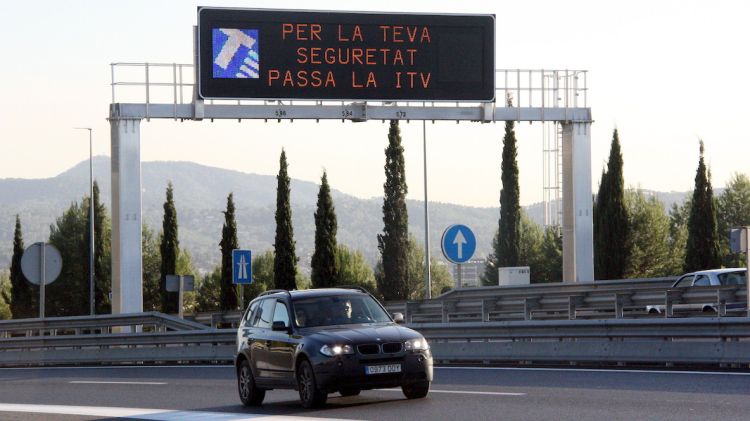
[441,225,476,264]
[232,249,253,284]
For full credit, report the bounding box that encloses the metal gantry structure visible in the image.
[108,63,592,315]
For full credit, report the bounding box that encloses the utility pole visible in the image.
[75,127,95,315]
[423,119,432,299]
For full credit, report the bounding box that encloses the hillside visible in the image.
[0,158,501,274]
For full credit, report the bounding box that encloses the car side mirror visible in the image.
[392,312,405,324]
[272,321,289,332]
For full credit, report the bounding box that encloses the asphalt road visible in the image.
[0,365,749,420]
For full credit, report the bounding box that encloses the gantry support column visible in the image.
[561,122,594,283]
[110,115,143,314]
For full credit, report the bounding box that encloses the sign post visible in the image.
[166,275,195,318]
[731,227,750,316]
[20,242,62,319]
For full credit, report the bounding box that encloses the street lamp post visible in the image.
[75,127,95,316]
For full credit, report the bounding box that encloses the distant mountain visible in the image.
[0,158,695,274]
[0,158,500,274]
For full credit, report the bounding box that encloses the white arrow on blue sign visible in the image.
[441,225,477,264]
[232,249,253,284]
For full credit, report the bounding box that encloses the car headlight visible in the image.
[404,337,429,351]
[320,344,354,357]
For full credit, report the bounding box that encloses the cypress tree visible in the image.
[10,215,36,318]
[497,95,521,268]
[684,141,721,272]
[273,150,298,290]
[311,171,339,288]
[593,129,628,280]
[377,120,410,300]
[160,182,179,313]
[220,193,239,310]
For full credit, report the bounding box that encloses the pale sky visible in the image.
[1,0,748,207]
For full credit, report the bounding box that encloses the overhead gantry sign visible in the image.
[108,7,592,316]
[197,8,495,101]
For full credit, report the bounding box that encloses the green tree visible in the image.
[684,141,721,272]
[375,235,452,299]
[485,212,544,285]
[239,250,273,305]
[335,245,377,294]
[485,96,522,285]
[536,226,563,283]
[623,190,672,278]
[10,215,36,318]
[404,235,452,299]
[85,181,111,314]
[312,172,339,288]
[594,129,629,280]
[483,232,501,286]
[274,150,298,291]
[142,224,161,312]
[176,248,197,315]
[667,201,690,275]
[196,265,221,312]
[160,182,180,313]
[717,173,750,267]
[0,270,12,320]
[48,200,88,316]
[220,193,239,310]
[518,212,544,282]
[377,120,410,301]
[296,272,311,290]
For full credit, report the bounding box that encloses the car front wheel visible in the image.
[402,381,430,399]
[238,359,265,406]
[297,360,327,408]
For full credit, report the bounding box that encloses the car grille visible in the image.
[357,342,403,355]
[357,344,380,355]
[382,342,402,353]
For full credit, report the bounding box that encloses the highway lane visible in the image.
[0,366,749,420]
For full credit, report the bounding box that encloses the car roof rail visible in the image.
[336,285,373,295]
[258,289,292,298]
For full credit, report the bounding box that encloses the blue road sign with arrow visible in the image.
[232,249,253,284]
[441,225,476,264]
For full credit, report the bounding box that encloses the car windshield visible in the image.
[291,294,392,328]
[717,271,746,286]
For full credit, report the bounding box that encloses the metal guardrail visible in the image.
[416,318,750,365]
[1,313,749,367]
[0,312,208,338]
[0,330,236,366]
[384,279,748,323]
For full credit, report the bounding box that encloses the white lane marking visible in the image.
[375,388,525,396]
[435,366,750,377]
[0,403,357,421]
[69,381,167,385]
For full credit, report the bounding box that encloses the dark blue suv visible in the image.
[235,288,433,408]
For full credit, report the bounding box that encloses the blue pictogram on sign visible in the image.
[212,28,259,79]
[232,249,253,284]
[441,225,476,264]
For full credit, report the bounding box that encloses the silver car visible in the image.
[647,268,747,315]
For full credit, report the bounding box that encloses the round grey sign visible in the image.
[20,242,62,285]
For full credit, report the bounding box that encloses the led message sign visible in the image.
[198,8,495,101]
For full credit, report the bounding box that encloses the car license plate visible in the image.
[365,364,402,375]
